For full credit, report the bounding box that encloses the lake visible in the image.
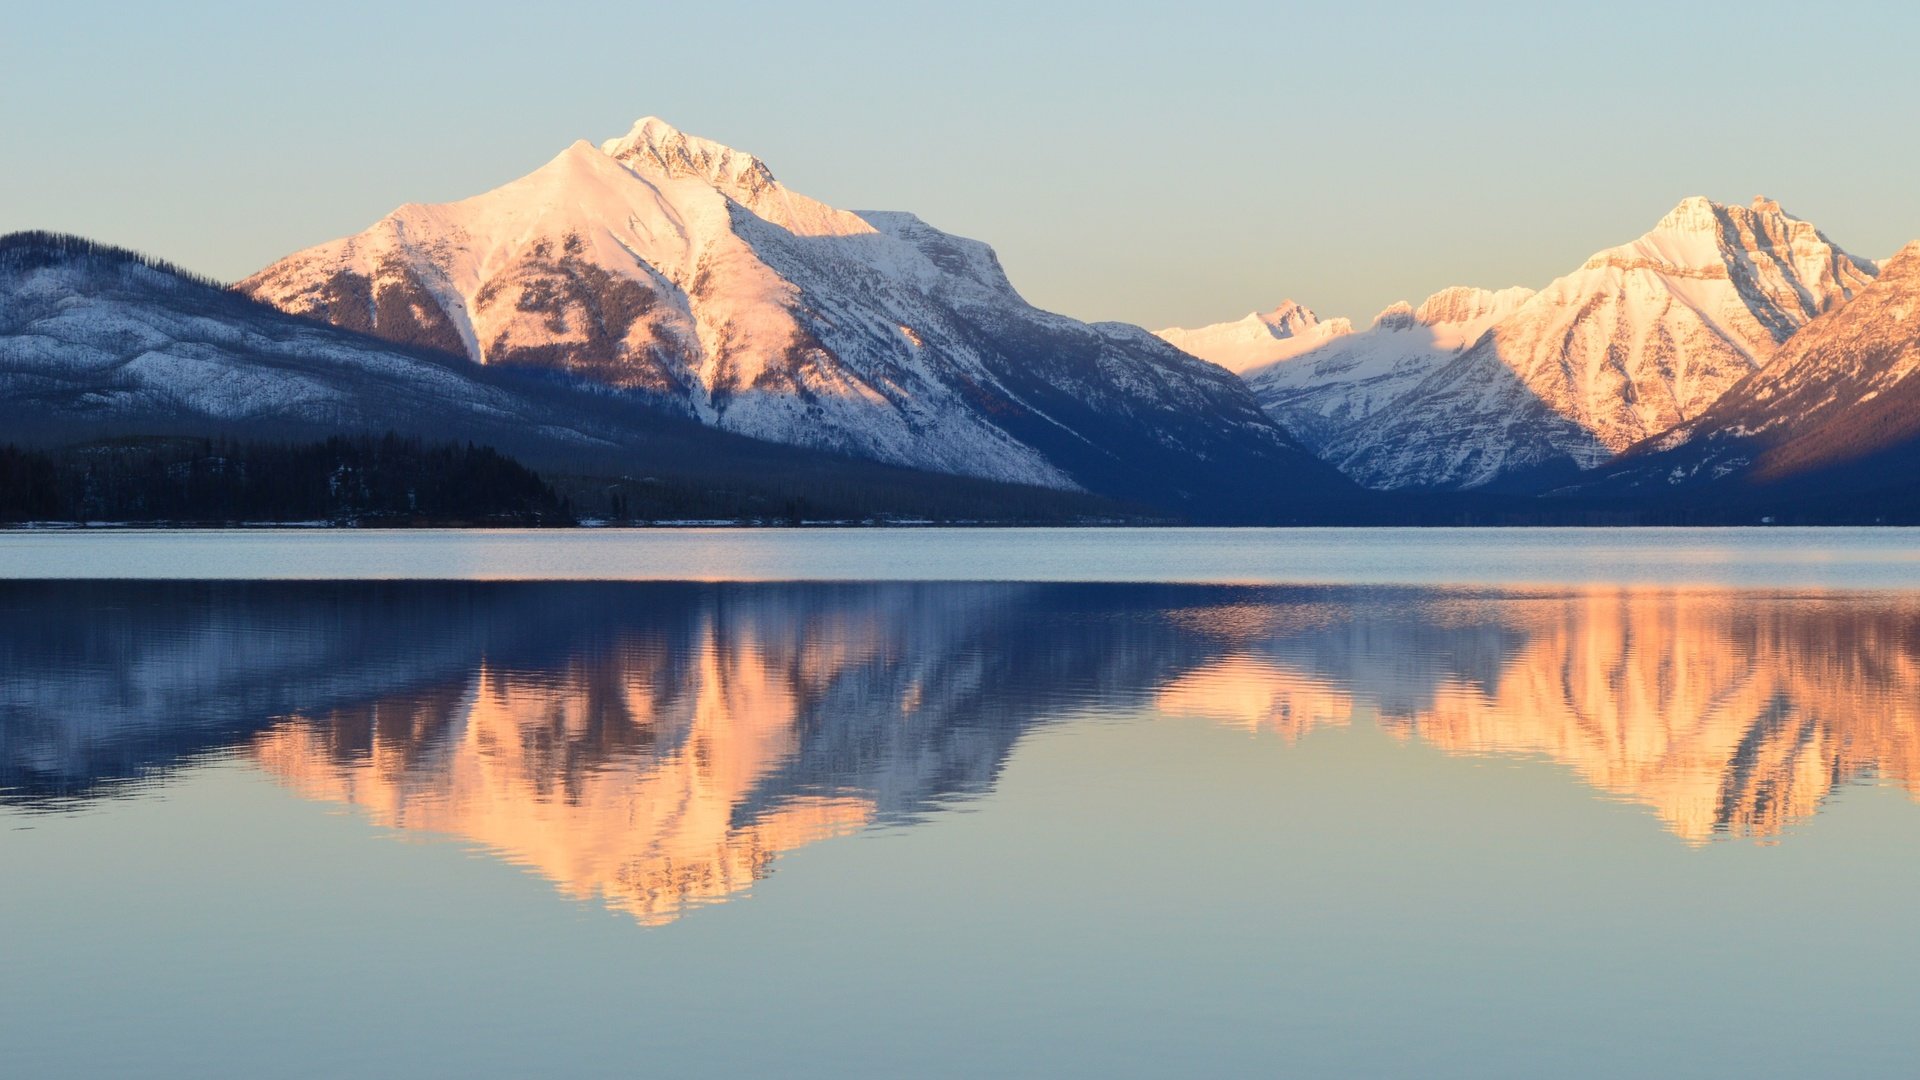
[3,530,1918,1077]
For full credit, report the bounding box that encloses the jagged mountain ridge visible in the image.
[241,117,1353,512]
[1153,300,1352,376]
[1162,287,1534,455]
[1567,241,1920,503]
[1163,197,1877,491]
[1339,196,1876,490]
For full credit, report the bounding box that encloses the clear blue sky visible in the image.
[5,0,1917,328]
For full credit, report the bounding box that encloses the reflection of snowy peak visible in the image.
[242,117,1347,507]
[1256,590,1920,841]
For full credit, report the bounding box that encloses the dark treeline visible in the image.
[549,469,1134,525]
[1319,488,1920,527]
[8,434,1912,526]
[0,446,63,520]
[0,435,569,525]
[0,435,1137,527]
[0,231,233,293]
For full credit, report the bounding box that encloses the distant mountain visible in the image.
[1342,197,1876,490]
[240,117,1353,514]
[1162,286,1534,455]
[1565,241,1920,514]
[1154,300,1351,376]
[1173,198,1875,491]
[0,233,1138,524]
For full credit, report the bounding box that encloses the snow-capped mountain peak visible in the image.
[240,115,1349,514]
[1210,284,1529,454]
[600,115,780,205]
[1588,196,1871,324]
[1572,238,1920,498]
[1412,285,1536,330]
[1331,197,1876,490]
[1357,288,1537,336]
[1254,299,1322,337]
[1652,194,1724,234]
[1643,192,1802,242]
[1153,299,1353,375]
[1369,301,1417,331]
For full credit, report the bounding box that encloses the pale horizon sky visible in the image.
[5,0,1917,330]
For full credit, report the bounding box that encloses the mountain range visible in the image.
[1162,196,1883,493]
[1165,287,1536,456]
[3,115,1917,523]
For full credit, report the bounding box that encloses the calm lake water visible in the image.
[3,531,1918,1077]
[3,525,1920,586]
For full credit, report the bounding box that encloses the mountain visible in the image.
[1153,300,1351,375]
[0,232,1138,524]
[1343,197,1877,490]
[1565,241,1920,513]
[240,117,1353,515]
[1205,197,1874,491]
[0,232,617,451]
[1161,286,1534,455]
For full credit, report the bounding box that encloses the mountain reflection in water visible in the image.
[3,581,1916,924]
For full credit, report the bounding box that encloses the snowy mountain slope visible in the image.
[1567,241,1920,501]
[1161,287,1533,455]
[1153,301,1352,376]
[0,233,619,451]
[0,233,1140,522]
[1335,197,1876,490]
[241,118,1351,511]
